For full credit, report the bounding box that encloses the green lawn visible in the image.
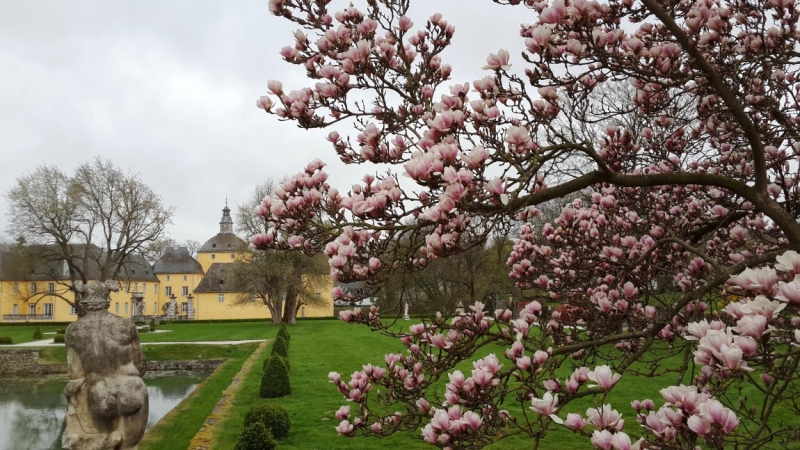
[138,321,274,343]
[139,342,263,450]
[201,320,794,450]
[36,344,260,365]
[0,324,66,344]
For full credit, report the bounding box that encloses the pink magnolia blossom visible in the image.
[588,365,621,390]
[775,251,800,274]
[482,49,511,70]
[591,430,614,450]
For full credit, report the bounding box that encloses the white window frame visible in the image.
[29,304,36,315]
[124,302,128,314]
[166,275,170,281]
[165,286,172,296]
[13,283,19,294]
[29,282,37,294]
[115,302,119,314]
[43,303,53,316]
[12,304,18,315]
[70,305,77,315]
[183,275,187,281]
[218,294,225,303]
[48,282,55,294]
[182,286,189,296]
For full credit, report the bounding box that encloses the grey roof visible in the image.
[193,263,246,293]
[197,234,246,253]
[153,247,204,274]
[0,244,158,282]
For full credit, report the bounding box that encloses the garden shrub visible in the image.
[260,356,291,398]
[271,336,289,358]
[0,336,12,344]
[139,327,149,333]
[56,328,66,334]
[53,334,65,343]
[234,422,276,450]
[135,321,146,325]
[149,319,156,332]
[33,327,43,340]
[243,403,291,439]
[277,326,290,342]
[264,355,290,373]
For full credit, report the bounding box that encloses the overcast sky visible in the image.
[0,0,526,245]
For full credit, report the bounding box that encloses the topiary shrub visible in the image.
[271,336,289,358]
[56,328,66,334]
[33,327,43,340]
[53,334,65,343]
[234,422,276,450]
[276,326,290,343]
[260,356,291,398]
[264,355,290,373]
[243,403,291,439]
[149,319,156,332]
[0,336,12,344]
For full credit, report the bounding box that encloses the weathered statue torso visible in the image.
[64,280,148,450]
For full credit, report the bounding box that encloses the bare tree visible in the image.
[183,239,201,259]
[5,158,174,316]
[232,179,329,324]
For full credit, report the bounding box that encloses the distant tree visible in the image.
[183,239,201,259]
[5,158,174,316]
[231,180,328,324]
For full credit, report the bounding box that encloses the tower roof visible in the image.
[153,247,204,274]
[198,203,245,253]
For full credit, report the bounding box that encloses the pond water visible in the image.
[0,371,210,450]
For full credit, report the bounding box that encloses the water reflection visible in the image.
[0,372,209,450]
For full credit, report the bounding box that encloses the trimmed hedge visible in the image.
[0,336,12,344]
[56,328,66,334]
[53,334,65,343]
[276,326,290,342]
[139,328,150,333]
[234,423,276,450]
[0,321,72,327]
[260,356,291,398]
[33,327,43,340]
[264,355,290,373]
[243,403,291,439]
[271,337,289,358]
[149,319,156,332]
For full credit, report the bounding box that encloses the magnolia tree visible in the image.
[252,0,800,448]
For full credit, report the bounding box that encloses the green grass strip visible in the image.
[139,343,259,450]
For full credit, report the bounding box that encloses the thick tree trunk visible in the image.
[282,286,299,324]
[268,299,283,325]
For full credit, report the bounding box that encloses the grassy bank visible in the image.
[139,342,262,450]
[0,325,65,345]
[138,321,273,343]
[36,344,258,365]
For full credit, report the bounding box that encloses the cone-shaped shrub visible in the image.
[260,356,291,398]
[149,319,156,332]
[264,355,290,373]
[271,336,289,358]
[33,327,43,340]
[277,326,290,343]
[243,403,291,439]
[234,422,276,450]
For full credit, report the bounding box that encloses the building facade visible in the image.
[0,204,333,323]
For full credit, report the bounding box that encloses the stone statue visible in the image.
[63,280,149,450]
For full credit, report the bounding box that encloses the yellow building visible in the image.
[0,204,334,323]
[0,244,160,323]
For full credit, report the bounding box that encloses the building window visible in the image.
[134,282,139,292]
[154,284,158,295]
[182,286,189,296]
[154,302,158,314]
[212,254,216,259]
[143,283,147,293]
[70,305,77,315]
[115,302,119,314]
[43,303,53,316]
[13,283,19,294]
[142,302,146,313]
[12,304,18,315]
[29,282,37,294]
[165,286,172,296]
[125,282,130,292]
[29,304,36,315]
[166,275,170,281]
[316,292,321,299]
[231,254,235,259]
[125,302,129,314]
[218,294,225,303]
[47,282,55,294]
[183,275,187,281]
[181,302,188,312]
[212,243,217,248]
